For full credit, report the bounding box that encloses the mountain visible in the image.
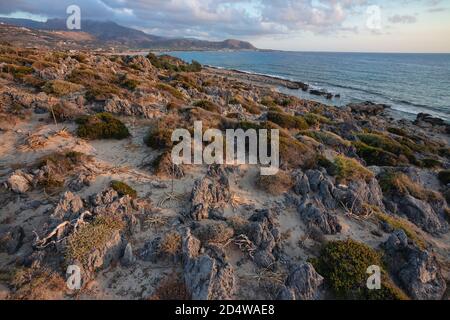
[0,18,256,51]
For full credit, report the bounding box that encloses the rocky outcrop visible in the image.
[245,209,281,268]
[51,191,84,222]
[7,170,34,193]
[348,101,390,116]
[383,230,446,300]
[277,263,324,300]
[104,96,165,119]
[181,229,235,300]
[190,166,232,220]
[298,199,341,235]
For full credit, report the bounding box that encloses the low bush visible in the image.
[110,180,137,199]
[76,113,130,140]
[353,141,400,166]
[267,111,309,130]
[156,83,185,100]
[303,112,332,126]
[193,99,221,113]
[379,172,441,201]
[85,82,121,101]
[334,155,374,184]
[313,239,408,300]
[66,215,125,266]
[193,221,234,244]
[10,267,66,300]
[302,130,351,148]
[42,80,83,97]
[148,272,191,300]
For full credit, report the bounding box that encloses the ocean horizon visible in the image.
[165,50,450,122]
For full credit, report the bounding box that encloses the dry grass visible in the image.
[159,231,182,256]
[148,272,191,300]
[10,267,66,300]
[256,170,294,196]
[379,172,442,201]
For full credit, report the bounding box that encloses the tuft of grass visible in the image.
[334,155,374,184]
[66,215,124,266]
[193,99,221,113]
[110,180,137,199]
[267,111,309,130]
[379,172,441,202]
[76,113,130,140]
[375,211,426,249]
[42,80,83,97]
[148,272,191,300]
[313,239,408,300]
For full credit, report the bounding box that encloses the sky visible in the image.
[0,0,449,53]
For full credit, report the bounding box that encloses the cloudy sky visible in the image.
[1,0,449,52]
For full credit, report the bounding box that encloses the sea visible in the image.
[164,51,450,122]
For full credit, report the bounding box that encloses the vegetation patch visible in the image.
[334,155,374,184]
[267,111,309,130]
[156,83,185,100]
[85,82,121,101]
[193,99,221,113]
[42,80,83,97]
[379,172,441,201]
[66,215,125,266]
[302,130,351,148]
[149,272,191,300]
[110,180,137,199]
[303,112,332,126]
[353,141,400,166]
[10,267,66,300]
[76,113,130,140]
[375,211,426,249]
[313,239,408,300]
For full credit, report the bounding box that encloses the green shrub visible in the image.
[42,80,83,96]
[334,155,374,184]
[260,96,277,108]
[438,170,450,185]
[356,133,415,163]
[145,125,174,150]
[193,100,221,113]
[267,111,309,130]
[303,112,331,126]
[76,113,130,140]
[110,180,137,198]
[353,141,400,166]
[121,77,140,91]
[313,239,408,300]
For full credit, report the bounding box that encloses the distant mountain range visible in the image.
[0,17,256,51]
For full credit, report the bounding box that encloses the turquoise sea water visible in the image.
[165,51,450,122]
